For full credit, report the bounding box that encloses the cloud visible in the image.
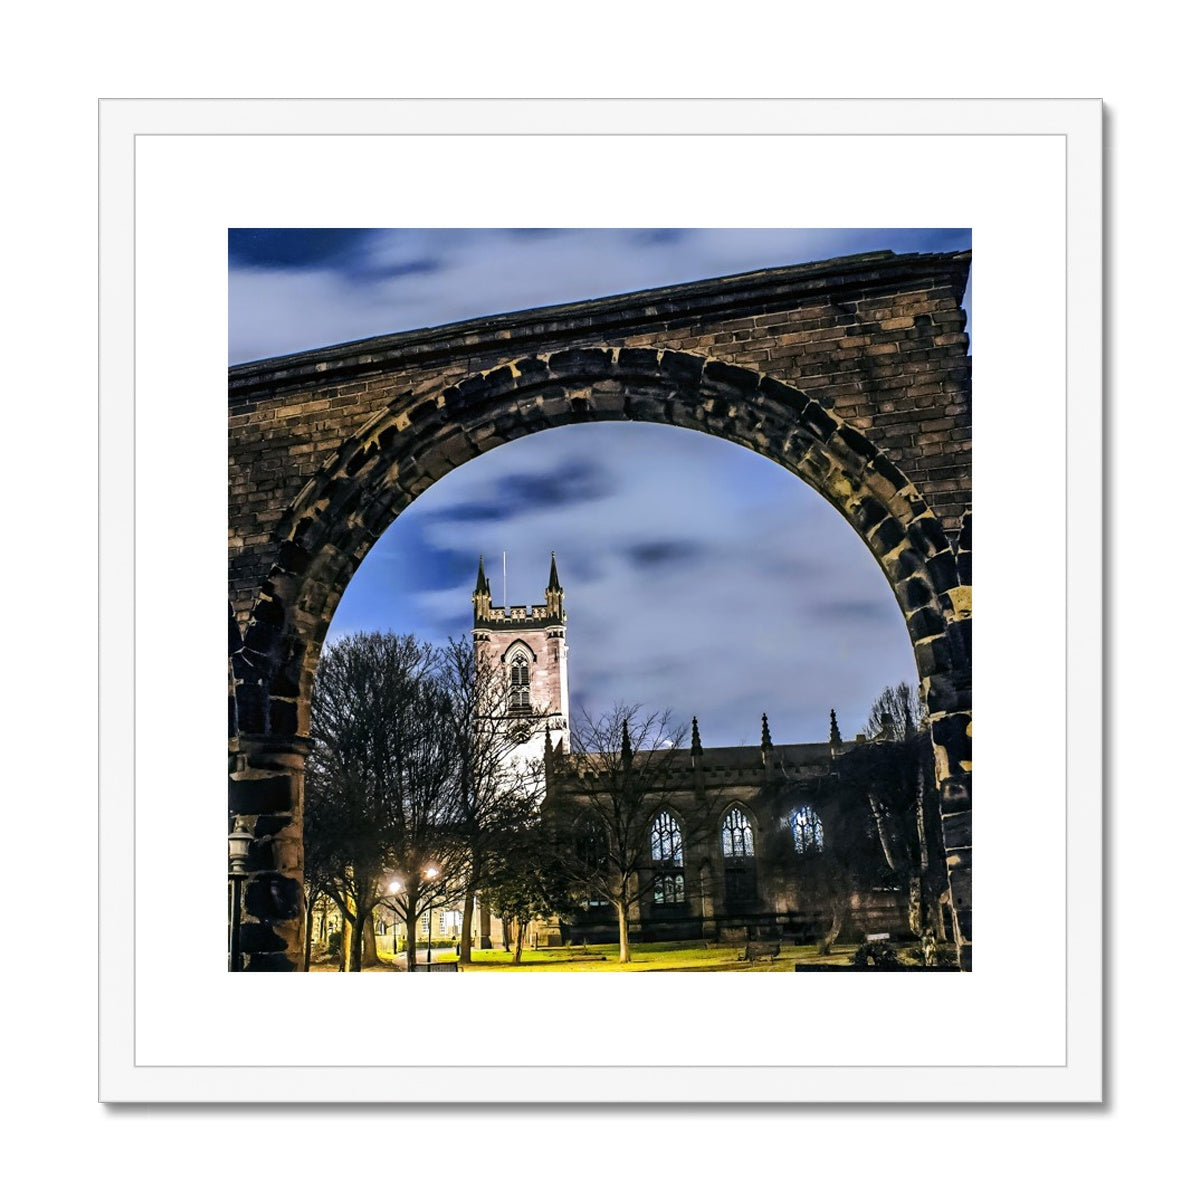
[229,227,970,364]
[626,540,703,569]
[330,422,918,745]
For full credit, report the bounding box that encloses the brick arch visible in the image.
[236,348,968,756]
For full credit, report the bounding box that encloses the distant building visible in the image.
[474,557,926,948]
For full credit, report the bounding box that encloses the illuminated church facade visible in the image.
[472,555,914,947]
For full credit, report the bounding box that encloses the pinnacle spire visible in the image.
[829,708,843,748]
[620,718,633,769]
[547,551,561,593]
[761,712,773,751]
[473,555,489,596]
[690,716,703,759]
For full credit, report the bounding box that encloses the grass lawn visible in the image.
[308,939,931,972]
[456,940,870,972]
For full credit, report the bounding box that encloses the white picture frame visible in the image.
[98,98,1102,1103]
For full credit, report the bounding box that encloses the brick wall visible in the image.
[229,250,970,629]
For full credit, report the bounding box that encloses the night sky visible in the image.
[230,228,971,746]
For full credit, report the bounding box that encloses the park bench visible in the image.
[739,940,781,963]
[401,959,459,972]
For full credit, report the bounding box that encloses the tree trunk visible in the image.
[349,909,369,971]
[867,791,897,871]
[339,922,351,971]
[915,765,930,873]
[929,882,948,942]
[361,919,379,968]
[460,889,475,965]
[405,910,420,971]
[302,889,316,972]
[512,921,525,965]
[908,876,922,936]
[617,900,631,964]
[822,902,844,955]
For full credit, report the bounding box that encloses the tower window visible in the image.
[791,805,825,855]
[509,652,531,712]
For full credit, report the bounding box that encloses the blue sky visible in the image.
[230,228,971,746]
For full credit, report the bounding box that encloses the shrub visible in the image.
[852,940,901,969]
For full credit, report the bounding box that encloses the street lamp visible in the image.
[424,865,439,965]
[228,815,255,972]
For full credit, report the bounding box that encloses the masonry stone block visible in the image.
[549,347,612,378]
[264,695,297,735]
[657,349,705,389]
[244,875,303,923]
[616,346,662,375]
[238,921,291,953]
[906,605,944,640]
[929,713,971,768]
[229,774,293,816]
[868,517,906,557]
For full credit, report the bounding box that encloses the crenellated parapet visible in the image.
[474,602,563,631]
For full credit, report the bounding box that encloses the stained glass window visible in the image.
[792,805,825,854]
[650,810,683,865]
[722,807,755,858]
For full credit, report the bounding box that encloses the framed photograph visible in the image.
[99,98,1102,1103]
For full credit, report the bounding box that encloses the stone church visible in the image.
[472,554,914,947]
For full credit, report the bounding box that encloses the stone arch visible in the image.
[500,638,537,665]
[229,345,972,968]
[238,348,967,736]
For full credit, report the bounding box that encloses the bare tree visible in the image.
[550,705,689,964]
[306,632,469,971]
[805,680,948,945]
[861,681,924,742]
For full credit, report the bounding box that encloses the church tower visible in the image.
[472,553,571,761]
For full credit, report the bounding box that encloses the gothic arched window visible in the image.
[649,810,683,866]
[722,807,757,909]
[721,807,755,858]
[650,810,685,906]
[791,804,825,855]
[575,817,608,872]
[574,818,610,911]
[509,651,530,712]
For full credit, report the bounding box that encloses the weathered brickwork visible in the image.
[227,250,972,970]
